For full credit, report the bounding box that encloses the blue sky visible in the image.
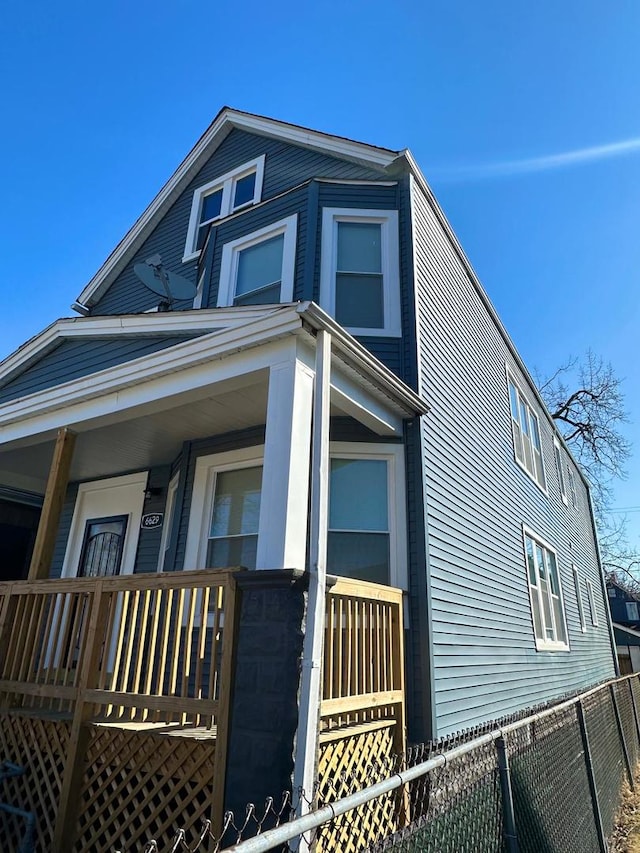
[1,1,639,540]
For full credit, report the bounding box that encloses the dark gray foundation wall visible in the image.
[222,569,309,834]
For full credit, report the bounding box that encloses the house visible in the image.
[607,578,640,672]
[0,108,618,849]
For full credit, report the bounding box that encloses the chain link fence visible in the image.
[113,673,640,853]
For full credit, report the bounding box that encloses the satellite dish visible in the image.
[133,254,197,306]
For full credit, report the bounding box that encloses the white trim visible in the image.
[184,446,264,571]
[329,441,407,590]
[76,108,398,308]
[61,471,148,579]
[507,370,547,494]
[217,214,298,308]
[586,578,599,627]
[0,305,427,447]
[258,355,313,569]
[0,306,290,388]
[319,208,401,338]
[522,525,570,652]
[573,565,587,633]
[182,155,265,262]
[157,473,179,571]
[554,438,568,505]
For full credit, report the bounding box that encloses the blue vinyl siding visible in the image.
[410,178,615,736]
[50,483,79,579]
[92,129,384,316]
[0,335,195,404]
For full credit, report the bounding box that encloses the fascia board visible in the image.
[295,301,429,418]
[0,309,303,432]
[0,305,291,389]
[75,109,400,309]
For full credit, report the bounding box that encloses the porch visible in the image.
[0,569,405,852]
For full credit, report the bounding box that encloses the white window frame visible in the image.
[217,215,297,308]
[157,473,179,571]
[507,373,547,491]
[329,442,407,590]
[183,155,266,262]
[319,208,401,337]
[522,526,569,652]
[554,439,567,504]
[585,578,599,627]
[573,565,587,632]
[567,465,578,507]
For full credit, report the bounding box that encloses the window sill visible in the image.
[535,639,570,653]
[182,251,201,264]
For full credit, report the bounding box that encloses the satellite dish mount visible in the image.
[133,254,197,310]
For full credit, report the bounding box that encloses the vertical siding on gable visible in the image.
[410,180,615,736]
[92,130,385,316]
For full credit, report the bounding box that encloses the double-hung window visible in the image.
[217,215,297,307]
[327,443,407,588]
[320,208,401,337]
[508,377,546,489]
[554,439,567,504]
[183,156,266,261]
[523,528,569,650]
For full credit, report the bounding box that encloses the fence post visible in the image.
[629,677,640,748]
[611,682,634,790]
[577,700,607,853]
[496,735,519,853]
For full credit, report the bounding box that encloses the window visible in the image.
[320,208,401,337]
[327,443,407,588]
[573,566,586,632]
[567,466,577,507]
[183,156,266,261]
[608,586,617,598]
[626,602,640,621]
[78,516,128,577]
[206,466,262,568]
[217,215,297,307]
[585,579,599,627]
[554,439,567,504]
[523,528,568,650]
[508,377,546,489]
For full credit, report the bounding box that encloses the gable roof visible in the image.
[75,108,403,310]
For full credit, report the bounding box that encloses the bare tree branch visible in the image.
[536,350,637,581]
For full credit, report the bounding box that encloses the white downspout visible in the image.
[292,330,331,842]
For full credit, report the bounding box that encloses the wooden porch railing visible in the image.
[0,569,239,847]
[319,577,408,843]
[322,577,405,726]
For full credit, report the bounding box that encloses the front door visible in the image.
[62,472,147,578]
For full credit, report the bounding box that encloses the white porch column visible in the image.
[256,348,314,570]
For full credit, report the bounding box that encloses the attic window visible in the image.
[183,156,266,262]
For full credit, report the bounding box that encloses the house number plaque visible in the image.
[141,512,164,530]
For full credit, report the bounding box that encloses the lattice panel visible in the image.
[316,720,400,853]
[74,726,218,852]
[0,713,69,853]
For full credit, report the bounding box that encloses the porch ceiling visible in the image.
[0,373,270,486]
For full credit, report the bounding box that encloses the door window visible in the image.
[77,515,128,577]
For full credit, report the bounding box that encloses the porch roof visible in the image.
[0,303,428,489]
